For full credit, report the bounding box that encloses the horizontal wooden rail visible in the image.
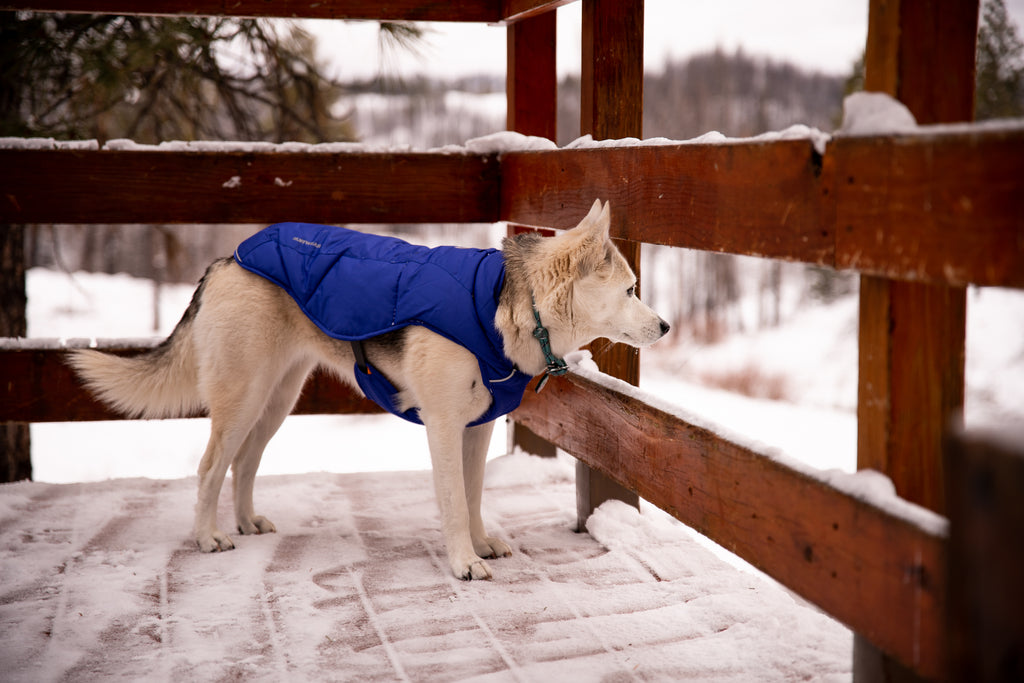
[0,0,572,23]
[511,369,949,679]
[501,126,1024,288]
[5,125,1018,286]
[0,149,499,225]
[0,339,382,422]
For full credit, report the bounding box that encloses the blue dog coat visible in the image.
[234,223,532,426]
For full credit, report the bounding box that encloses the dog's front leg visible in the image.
[463,421,512,560]
[425,421,492,580]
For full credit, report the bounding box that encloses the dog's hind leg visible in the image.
[231,361,314,536]
[194,379,273,552]
[462,421,512,560]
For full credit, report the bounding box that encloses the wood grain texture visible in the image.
[855,1,977,676]
[0,344,381,422]
[575,0,645,523]
[512,370,948,680]
[506,9,557,140]
[833,131,1024,287]
[501,140,832,264]
[0,149,500,225]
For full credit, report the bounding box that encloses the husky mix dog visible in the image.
[70,199,669,580]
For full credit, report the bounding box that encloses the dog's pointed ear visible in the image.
[564,198,613,275]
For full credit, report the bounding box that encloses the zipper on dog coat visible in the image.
[234,222,532,426]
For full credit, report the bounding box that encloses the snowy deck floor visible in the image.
[1,458,851,681]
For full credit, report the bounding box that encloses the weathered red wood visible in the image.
[501,140,833,264]
[0,343,381,422]
[857,0,978,515]
[573,0,644,525]
[506,9,557,140]
[2,134,1020,284]
[0,0,499,21]
[0,149,500,225]
[501,0,575,23]
[506,8,558,458]
[511,370,948,680]
[855,0,977,679]
[833,130,1024,287]
[500,130,1024,288]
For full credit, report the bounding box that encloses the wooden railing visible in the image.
[2,1,1022,680]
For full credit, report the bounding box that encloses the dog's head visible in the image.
[537,199,669,348]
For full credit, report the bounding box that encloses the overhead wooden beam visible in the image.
[501,0,575,24]
[0,149,500,225]
[0,340,382,422]
[511,369,948,680]
[0,1,499,21]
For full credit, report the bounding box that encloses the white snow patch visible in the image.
[463,131,559,154]
[564,123,831,155]
[838,91,918,134]
[221,175,242,189]
[0,137,99,150]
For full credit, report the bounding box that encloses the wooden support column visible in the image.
[854,0,977,679]
[575,0,644,529]
[945,427,1024,681]
[506,9,559,458]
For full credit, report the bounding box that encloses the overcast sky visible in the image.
[308,0,1024,82]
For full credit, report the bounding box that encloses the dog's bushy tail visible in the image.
[68,265,215,419]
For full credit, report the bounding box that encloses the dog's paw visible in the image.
[197,530,235,552]
[455,558,493,581]
[237,515,276,536]
[474,536,512,559]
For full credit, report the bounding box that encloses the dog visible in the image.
[70,199,669,580]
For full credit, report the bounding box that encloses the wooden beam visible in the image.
[833,128,1024,287]
[501,140,832,265]
[506,9,557,139]
[2,132,1020,286]
[500,129,1024,288]
[0,341,382,422]
[501,0,576,24]
[856,0,977,678]
[0,1,499,21]
[511,369,948,680]
[857,0,978,514]
[0,149,500,225]
[574,0,644,526]
[506,9,558,458]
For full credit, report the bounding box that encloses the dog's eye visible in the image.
[626,286,635,298]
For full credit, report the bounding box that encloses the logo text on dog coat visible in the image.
[292,236,322,248]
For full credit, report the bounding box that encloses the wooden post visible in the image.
[575,0,644,530]
[945,427,1024,681]
[1,225,31,482]
[506,9,560,458]
[855,0,978,679]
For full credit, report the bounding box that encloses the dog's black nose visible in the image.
[659,318,671,336]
